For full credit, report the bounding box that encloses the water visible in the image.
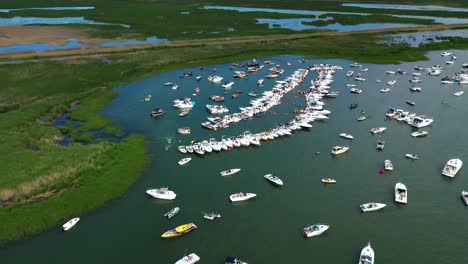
[0,6,95,13]
[0,16,129,28]
[0,37,169,54]
[383,29,468,47]
[342,3,468,13]
[2,52,468,263]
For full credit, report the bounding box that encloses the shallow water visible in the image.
[383,29,468,47]
[0,6,95,13]
[2,51,468,263]
[342,3,468,13]
[0,16,129,27]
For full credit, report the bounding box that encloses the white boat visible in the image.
[303,224,329,238]
[339,133,354,140]
[204,212,221,220]
[201,140,213,152]
[454,91,464,96]
[411,130,428,137]
[257,78,264,86]
[386,70,396,74]
[360,203,386,212]
[384,160,393,171]
[370,127,386,134]
[220,168,241,176]
[222,82,235,88]
[380,87,390,93]
[208,75,223,83]
[331,146,349,155]
[225,257,248,264]
[179,110,189,117]
[62,217,80,231]
[407,116,433,128]
[409,86,422,92]
[229,192,256,202]
[355,77,366,82]
[321,178,336,184]
[405,154,420,160]
[446,60,455,64]
[264,174,284,186]
[358,242,375,264]
[441,51,452,56]
[209,138,222,152]
[357,116,367,121]
[178,146,188,154]
[164,207,180,219]
[376,140,385,150]
[185,145,194,153]
[395,183,407,204]
[174,101,194,109]
[387,80,396,85]
[178,157,192,166]
[461,191,468,206]
[146,188,177,200]
[175,253,200,264]
[177,127,191,135]
[442,158,463,177]
[350,88,363,94]
[164,82,174,86]
[196,76,202,81]
[346,71,354,77]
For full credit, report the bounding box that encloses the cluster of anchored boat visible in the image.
[386,108,434,128]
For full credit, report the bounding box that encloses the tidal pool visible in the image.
[383,29,468,47]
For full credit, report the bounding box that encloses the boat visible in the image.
[220,168,241,176]
[222,82,235,89]
[358,242,375,264]
[225,257,247,264]
[370,127,386,134]
[331,146,349,155]
[264,174,284,186]
[357,116,367,121]
[175,253,200,264]
[208,75,223,83]
[146,187,176,200]
[355,77,366,82]
[339,133,354,140]
[161,223,197,238]
[360,203,386,212]
[321,178,336,184]
[409,86,422,92]
[177,127,191,135]
[442,158,463,177]
[350,62,362,67]
[178,157,192,166]
[164,207,180,219]
[411,130,428,137]
[407,115,433,128]
[144,95,152,102]
[376,140,384,150]
[185,145,194,153]
[179,110,189,117]
[248,92,259,97]
[196,76,202,81]
[350,88,362,94]
[414,65,423,70]
[386,70,396,74]
[257,78,264,86]
[203,212,221,220]
[454,91,464,96]
[62,218,80,231]
[201,140,213,152]
[406,101,416,106]
[380,87,390,93]
[178,146,188,154]
[376,79,381,83]
[384,160,393,171]
[303,224,330,238]
[462,191,468,206]
[387,80,396,85]
[151,108,165,118]
[441,51,452,56]
[229,192,256,202]
[349,103,358,109]
[446,60,455,64]
[395,183,407,204]
[405,154,420,160]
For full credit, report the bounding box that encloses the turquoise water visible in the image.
[342,3,468,13]
[2,52,468,263]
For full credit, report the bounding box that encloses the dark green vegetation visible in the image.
[1,0,468,245]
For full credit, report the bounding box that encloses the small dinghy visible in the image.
[229,192,256,202]
[384,160,393,171]
[203,212,221,220]
[405,154,420,160]
[264,174,284,186]
[164,207,180,219]
[220,168,241,176]
[175,253,200,264]
[406,101,416,106]
[357,116,367,121]
[303,224,329,238]
[376,140,385,150]
[62,217,80,231]
[454,91,464,96]
[370,127,386,134]
[461,191,468,206]
[360,203,386,212]
[395,183,407,204]
[178,157,192,166]
[339,133,354,140]
[321,178,336,184]
[411,130,428,137]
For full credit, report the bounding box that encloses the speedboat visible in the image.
[349,103,358,109]
[386,70,396,74]
[454,91,464,96]
[407,116,433,128]
[264,174,284,186]
[303,224,329,238]
[355,77,366,82]
[225,257,247,264]
[384,160,393,171]
[179,110,189,117]
[370,127,386,134]
[395,183,407,204]
[178,146,188,154]
[406,101,416,106]
[441,51,452,56]
[164,207,180,219]
[321,178,336,184]
[201,140,213,152]
[409,86,422,92]
[340,133,354,140]
[220,168,241,176]
[161,223,197,238]
[387,80,396,85]
[185,145,194,153]
[442,158,463,177]
[461,191,468,206]
[204,212,221,221]
[257,78,264,86]
[62,218,80,231]
[164,82,174,86]
[380,88,390,93]
[209,138,222,152]
[350,88,363,94]
[178,157,192,166]
[222,82,234,88]
[405,154,420,160]
[175,253,200,264]
[222,136,233,148]
[146,188,176,200]
[229,192,256,202]
[357,116,367,121]
[346,71,354,77]
[177,127,191,135]
[376,140,385,150]
[358,242,375,264]
[411,130,428,137]
[193,143,205,155]
[331,146,349,155]
[208,75,223,83]
[151,108,165,118]
[360,203,386,212]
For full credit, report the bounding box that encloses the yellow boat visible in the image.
[161,223,197,238]
[321,178,337,184]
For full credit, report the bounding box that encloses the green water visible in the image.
[2,53,468,263]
